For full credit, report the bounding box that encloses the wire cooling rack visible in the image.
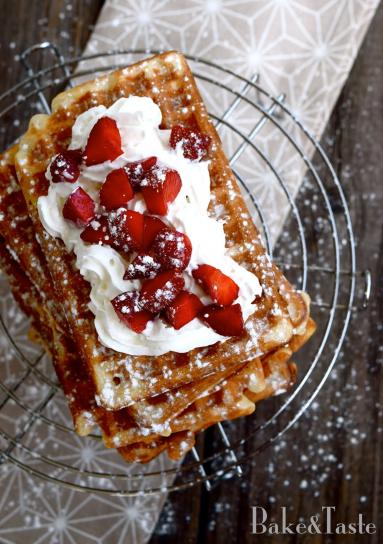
[0,43,371,496]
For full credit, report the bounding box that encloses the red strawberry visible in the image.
[169,125,211,161]
[192,264,239,306]
[152,227,192,271]
[62,187,95,227]
[111,291,153,333]
[108,209,144,252]
[80,215,112,245]
[141,166,182,215]
[199,304,244,336]
[139,270,185,313]
[123,254,162,280]
[84,117,123,166]
[125,156,157,189]
[100,168,134,210]
[50,151,81,183]
[164,291,204,330]
[142,215,167,250]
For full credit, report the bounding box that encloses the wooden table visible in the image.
[0,2,382,542]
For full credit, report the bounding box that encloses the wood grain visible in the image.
[0,0,104,150]
[0,1,382,542]
[151,4,383,543]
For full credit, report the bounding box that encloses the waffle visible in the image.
[0,237,52,351]
[15,51,311,413]
[0,51,316,463]
[0,138,314,458]
[106,316,315,454]
[0,223,314,460]
[0,236,96,434]
[116,336,316,463]
[0,148,99,435]
[0,228,313,462]
[0,147,267,446]
[117,316,316,463]
[0,147,68,334]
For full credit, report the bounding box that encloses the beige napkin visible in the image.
[79,0,380,245]
[0,1,380,543]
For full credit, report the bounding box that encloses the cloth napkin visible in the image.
[0,1,380,543]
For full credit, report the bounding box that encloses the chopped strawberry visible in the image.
[111,291,153,333]
[62,187,95,227]
[142,215,167,250]
[192,264,239,306]
[100,168,134,210]
[199,304,244,336]
[164,291,204,330]
[125,156,157,189]
[108,209,144,252]
[123,254,162,280]
[139,270,185,313]
[66,148,83,162]
[84,117,123,166]
[141,166,182,215]
[80,215,112,245]
[152,227,192,271]
[169,125,211,161]
[50,151,81,183]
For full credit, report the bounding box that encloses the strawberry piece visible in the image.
[108,209,144,252]
[125,156,157,189]
[152,227,192,271]
[199,304,244,336]
[123,254,162,280]
[139,270,185,313]
[142,215,167,250]
[80,215,112,245]
[62,187,95,227]
[111,291,153,333]
[164,291,204,330]
[84,117,123,166]
[50,151,81,183]
[100,168,134,210]
[192,264,239,306]
[141,166,182,215]
[169,125,211,161]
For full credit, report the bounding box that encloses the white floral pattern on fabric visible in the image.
[0,1,380,543]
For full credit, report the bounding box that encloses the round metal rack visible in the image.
[0,44,369,496]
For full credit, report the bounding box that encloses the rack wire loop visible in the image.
[0,43,361,496]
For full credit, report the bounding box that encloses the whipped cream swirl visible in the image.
[38,96,262,355]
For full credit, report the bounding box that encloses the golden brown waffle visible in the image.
[0,148,268,449]
[0,164,265,452]
[0,236,99,436]
[0,150,98,435]
[117,432,193,464]
[15,51,312,412]
[117,346,300,463]
[0,227,262,457]
[118,313,314,463]
[108,316,315,456]
[0,144,315,461]
[0,147,68,334]
[0,237,52,351]
[0,225,314,460]
[1,52,316,463]
[99,358,264,448]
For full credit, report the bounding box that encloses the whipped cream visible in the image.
[38,96,262,356]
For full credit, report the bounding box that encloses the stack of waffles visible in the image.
[0,52,315,463]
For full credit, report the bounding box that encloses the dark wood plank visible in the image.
[0,0,104,149]
[0,0,103,91]
[151,3,383,542]
[0,2,382,542]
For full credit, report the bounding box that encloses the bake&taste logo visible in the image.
[251,506,376,535]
